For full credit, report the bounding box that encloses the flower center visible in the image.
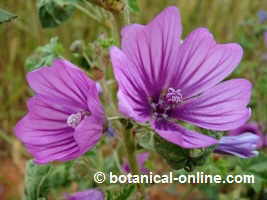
[151,88,183,121]
[67,110,90,128]
[165,88,183,105]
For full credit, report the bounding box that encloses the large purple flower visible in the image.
[14,59,105,164]
[110,7,251,148]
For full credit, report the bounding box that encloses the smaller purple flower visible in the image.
[65,189,104,200]
[214,133,260,158]
[106,122,117,137]
[122,152,149,174]
[14,59,105,164]
[228,122,265,148]
[257,10,267,23]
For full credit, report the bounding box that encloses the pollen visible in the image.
[165,88,183,105]
[67,111,90,128]
[151,88,183,121]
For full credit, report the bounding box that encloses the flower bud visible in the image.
[214,133,260,158]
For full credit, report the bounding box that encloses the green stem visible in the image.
[111,0,130,43]
[122,127,146,199]
[112,11,126,45]
[108,116,124,121]
[71,2,110,29]
[0,129,13,144]
[123,128,138,172]
[111,2,145,199]
[72,3,100,22]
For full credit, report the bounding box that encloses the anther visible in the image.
[67,111,90,128]
[165,88,183,105]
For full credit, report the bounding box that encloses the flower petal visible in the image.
[27,96,70,121]
[32,141,80,164]
[27,59,96,110]
[87,81,105,124]
[73,116,103,154]
[110,47,151,122]
[15,114,73,146]
[171,28,243,98]
[14,115,80,164]
[152,123,218,148]
[173,79,252,130]
[229,123,263,136]
[121,6,182,95]
[65,189,104,200]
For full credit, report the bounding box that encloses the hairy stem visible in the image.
[122,127,146,199]
[108,0,130,44]
[108,116,124,121]
[71,2,110,30]
[112,10,126,44]
[111,1,146,199]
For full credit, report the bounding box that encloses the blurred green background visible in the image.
[1,0,267,199]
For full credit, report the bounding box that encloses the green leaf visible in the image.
[237,153,267,174]
[248,174,263,193]
[154,133,214,171]
[25,37,64,71]
[0,8,17,24]
[154,133,189,170]
[47,163,73,188]
[127,0,140,12]
[233,153,267,193]
[37,0,77,28]
[136,130,154,151]
[248,161,267,173]
[97,37,116,49]
[24,160,52,200]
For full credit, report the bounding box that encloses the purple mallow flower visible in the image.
[214,133,259,158]
[65,189,104,200]
[122,152,150,174]
[14,59,105,164]
[229,122,266,148]
[106,122,117,137]
[110,7,251,148]
[257,10,267,23]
